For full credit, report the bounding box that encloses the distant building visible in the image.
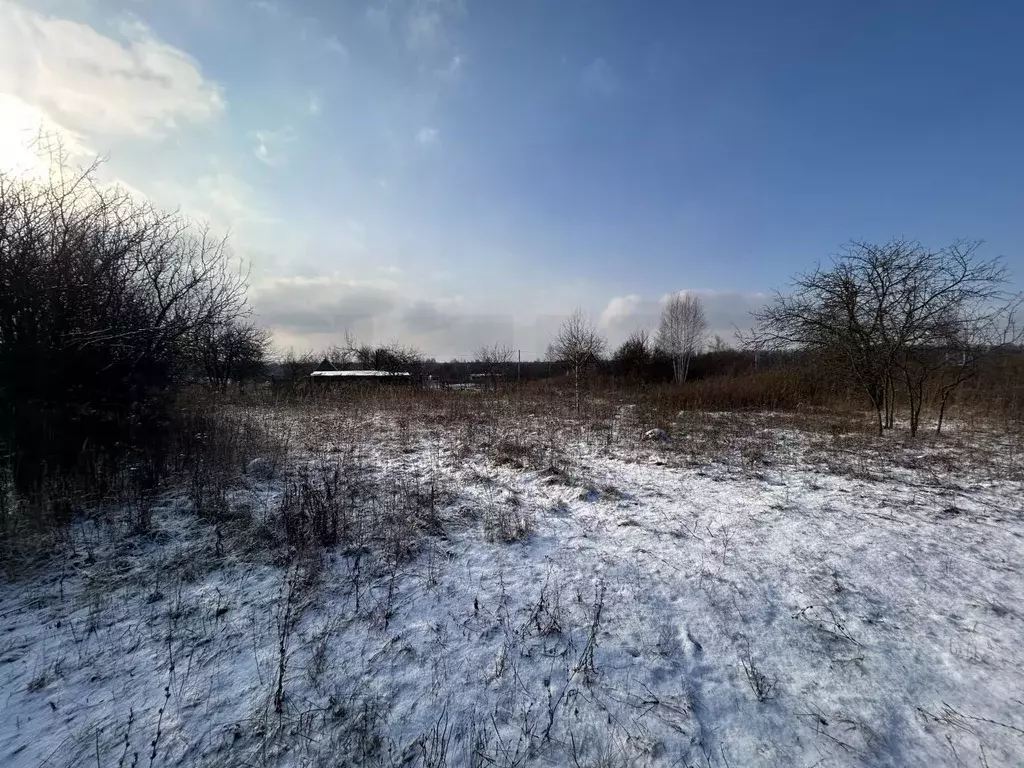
[310,370,412,385]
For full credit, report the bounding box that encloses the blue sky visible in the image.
[1,0,1021,358]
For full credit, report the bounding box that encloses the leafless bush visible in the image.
[192,321,270,393]
[268,447,447,565]
[484,498,534,543]
[491,439,543,470]
[0,149,257,559]
[740,649,777,702]
[476,342,516,390]
[793,604,861,648]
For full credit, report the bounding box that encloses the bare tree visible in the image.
[279,348,318,382]
[929,309,1020,433]
[193,322,270,392]
[548,309,606,414]
[612,328,652,380]
[749,239,1021,436]
[377,341,423,377]
[748,255,893,434]
[341,331,374,369]
[323,342,353,369]
[879,241,1022,435]
[475,342,514,389]
[656,293,708,383]
[709,334,732,353]
[339,332,422,377]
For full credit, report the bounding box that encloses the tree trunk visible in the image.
[908,384,922,438]
[884,374,896,429]
[936,380,964,435]
[866,381,884,437]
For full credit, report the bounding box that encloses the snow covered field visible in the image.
[2,401,1023,767]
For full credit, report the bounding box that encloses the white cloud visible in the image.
[0,5,224,141]
[406,6,445,53]
[323,35,349,57]
[250,0,347,57]
[138,169,267,239]
[599,294,661,345]
[252,269,572,360]
[307,93,322,116]
[366,0,464,61]
[251,274,403,344]
[582,57,621,96]
[0,3,267,249]
[251,127,295,166]
[249,1,282,17]
[435,51,466,84]
[600,294,642,327]
[0,93,89,177]
[195,172,253,222]
[416,126,439,145]
[364,4,391,34]
[254,269,762,361]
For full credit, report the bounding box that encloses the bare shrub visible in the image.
[0,151,255,558]
[491,439,543,470]
[740,650,777,702]
[273,453,446,560]
[483,493,534,543]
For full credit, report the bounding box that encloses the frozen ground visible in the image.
[1,405,1023,767]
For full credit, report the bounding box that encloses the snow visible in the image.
[642,428,671,442]
[310,370,411,378]
[2,407,1023,767]
[246,457,276,480]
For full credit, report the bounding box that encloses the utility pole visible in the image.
[517,349,521,381]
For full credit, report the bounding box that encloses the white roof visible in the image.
[310,370,411,378]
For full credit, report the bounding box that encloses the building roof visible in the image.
[310,370,411,378]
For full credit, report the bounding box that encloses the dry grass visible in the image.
[5,370,1022,580]
[3,381,1023,767]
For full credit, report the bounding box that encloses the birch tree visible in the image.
[548,309,605,414]
[656,293,708,383]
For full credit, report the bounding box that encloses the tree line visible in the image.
[3,153,1020,539]
[276,239,1022,435]
[534,239,1021,431]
